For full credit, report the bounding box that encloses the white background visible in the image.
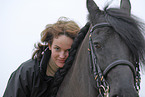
[0,0,145,96]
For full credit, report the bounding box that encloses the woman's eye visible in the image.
[55,47,60,51]
[67,49,71,52]
[65,49,70,53]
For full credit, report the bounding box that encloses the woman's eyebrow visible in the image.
[54,45,59,47]
[54,45,60,48]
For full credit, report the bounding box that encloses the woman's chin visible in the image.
[56,63,65,68]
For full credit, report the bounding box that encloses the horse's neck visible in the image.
[69,31,90,80]
[57,32,97,97]
[72,31,90,75]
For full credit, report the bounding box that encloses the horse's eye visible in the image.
[94,42,101,49]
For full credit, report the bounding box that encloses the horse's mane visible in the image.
[47,22,90,97]
[103,6,145,65]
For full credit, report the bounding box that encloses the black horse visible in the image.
[48,0,145,97]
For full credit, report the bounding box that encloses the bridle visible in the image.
[88,22,141,97]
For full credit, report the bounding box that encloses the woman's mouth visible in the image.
[58,59,65,63]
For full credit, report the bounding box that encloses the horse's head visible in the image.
[87,0,145,96]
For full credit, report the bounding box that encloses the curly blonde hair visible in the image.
[32,17,80,61]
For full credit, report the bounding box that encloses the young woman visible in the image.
[3,17,80,97]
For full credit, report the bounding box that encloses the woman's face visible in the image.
[49,35,73,68]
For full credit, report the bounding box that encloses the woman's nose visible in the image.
[59,51,66,58]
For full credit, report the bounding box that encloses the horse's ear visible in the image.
[120,0,131,15]
[86,0,101,23]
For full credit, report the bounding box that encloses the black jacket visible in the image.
[3,48,53,97]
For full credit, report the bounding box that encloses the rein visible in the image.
[88,22,140,96]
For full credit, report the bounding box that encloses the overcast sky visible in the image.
[0,0,145,96]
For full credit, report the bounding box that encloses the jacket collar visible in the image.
[39,47,51,78]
